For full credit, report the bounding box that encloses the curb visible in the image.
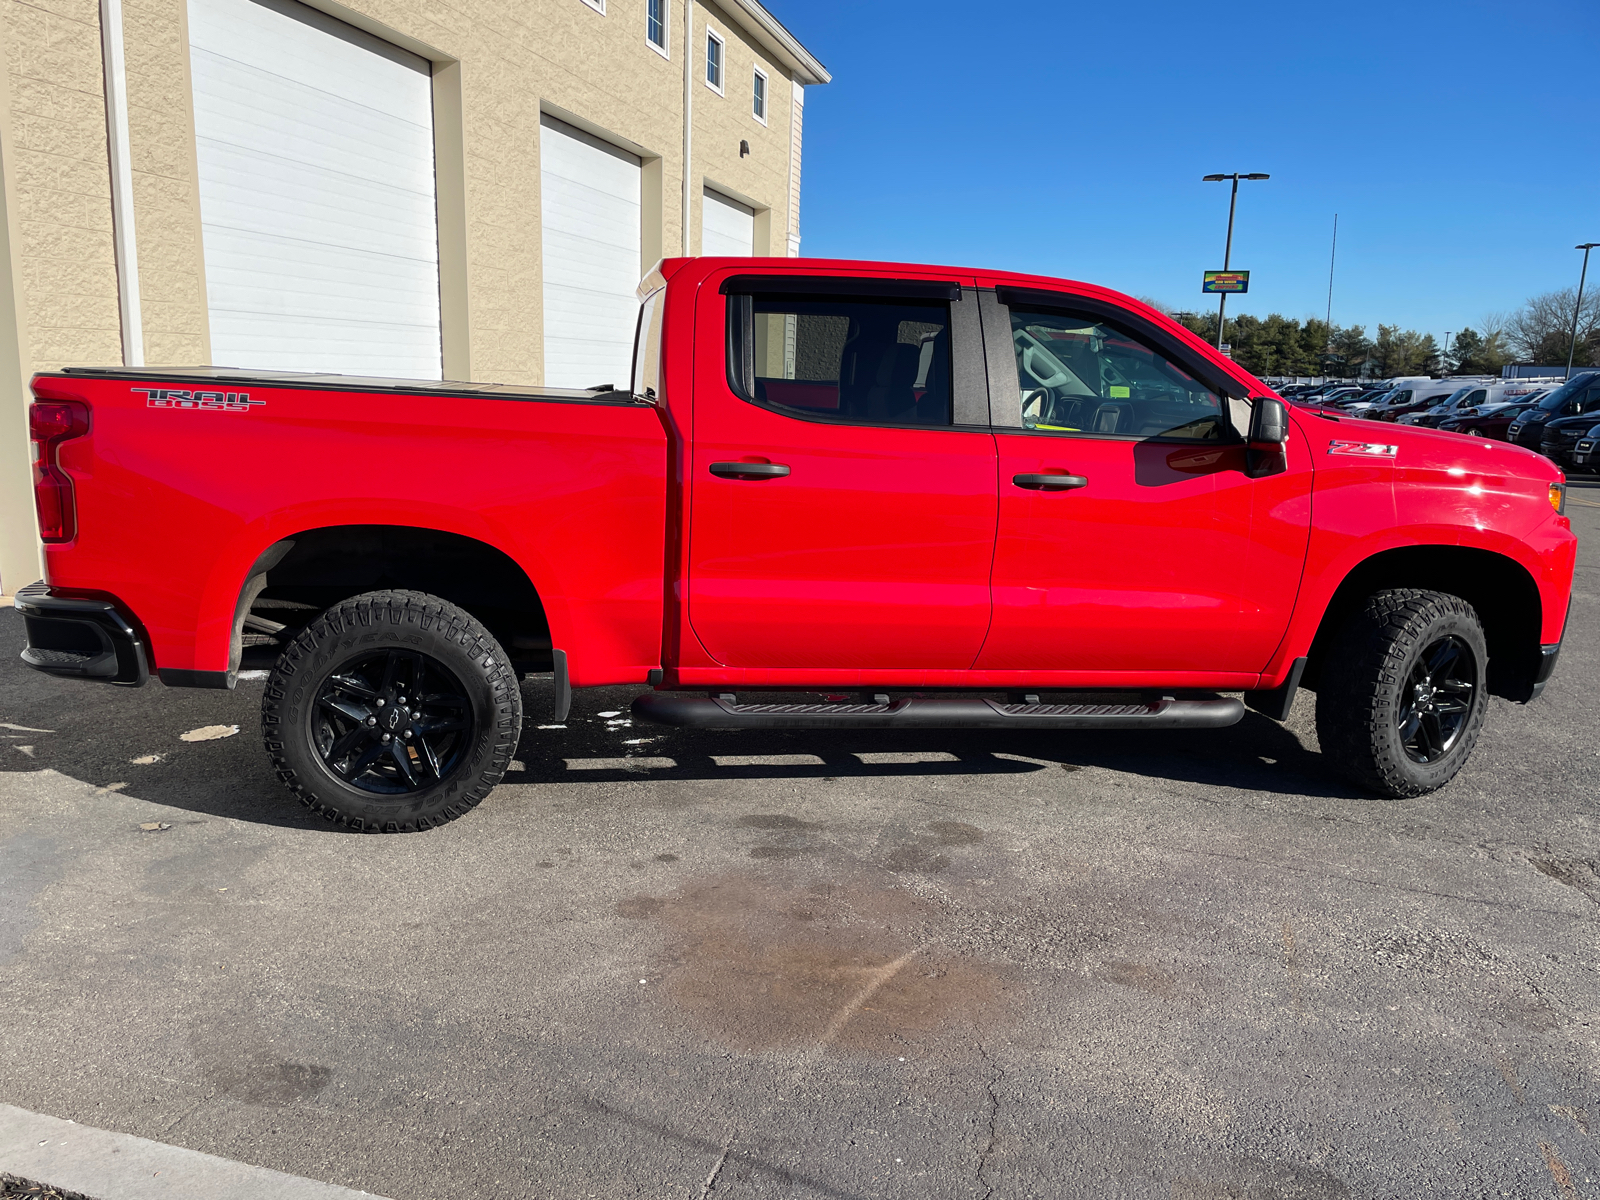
[0,1106,392,1200]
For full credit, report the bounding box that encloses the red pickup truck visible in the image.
[19,257,1576,830]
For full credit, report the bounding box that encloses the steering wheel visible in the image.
[1021,387,1050,424]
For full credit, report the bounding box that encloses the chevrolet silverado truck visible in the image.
[18,257,1576,830]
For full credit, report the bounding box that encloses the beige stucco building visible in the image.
[0,0,828,594]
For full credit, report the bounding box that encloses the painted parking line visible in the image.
[0,1103,391,1200]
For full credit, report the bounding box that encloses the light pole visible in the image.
[1566,243,1599,380]
[1443,332,1452,371]
[1202,173,1269,352]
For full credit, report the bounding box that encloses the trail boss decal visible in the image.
[133,388,263,412]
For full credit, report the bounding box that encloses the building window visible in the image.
[646,0,666,53]
[705,29,724,93]
[579,0,604,11]
[752,67,767,122]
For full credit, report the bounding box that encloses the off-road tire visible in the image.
[261,590,521,831]
[1315,589,1489,798]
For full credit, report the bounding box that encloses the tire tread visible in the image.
[260,589,520,832]
[1315,588,1488,798]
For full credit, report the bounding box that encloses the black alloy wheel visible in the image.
[1315,588,1490,797]
[262,590,522,832]
[1395,636,1476,764]
[312,649,473,793]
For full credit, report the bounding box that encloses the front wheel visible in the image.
[262,590,522,831]
[1315,589,1489,798]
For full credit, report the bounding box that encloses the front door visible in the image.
[973,292,1312,679]
[687,277,997,671]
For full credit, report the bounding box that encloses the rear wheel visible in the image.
[262,590,521,831]
[1315,589,1489,798]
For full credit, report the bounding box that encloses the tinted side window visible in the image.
[727,294,952,427]
[1008,309,1230,440]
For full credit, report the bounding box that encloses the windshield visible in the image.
[1538,371,1600,411]
[1440,387,1473,406]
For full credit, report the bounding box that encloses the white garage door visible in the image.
[540,117,642,390]
[702,188,755,257]
[188,0,442,379]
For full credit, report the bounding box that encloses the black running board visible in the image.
[632,692,1245,731]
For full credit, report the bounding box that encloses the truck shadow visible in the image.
[0,608,1371,833]
[510,680,1369,801]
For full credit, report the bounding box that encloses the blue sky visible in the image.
[767,0,1600,341]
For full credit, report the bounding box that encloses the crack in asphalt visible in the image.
[976,1042,1002,1200]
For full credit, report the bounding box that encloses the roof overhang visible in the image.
[718,0,830,86]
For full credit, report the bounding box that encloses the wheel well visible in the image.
[1302,545,1543,701]
[238,525,551,673]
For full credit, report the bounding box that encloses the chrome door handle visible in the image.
[1013,473,1088,490]
[710,461,791,480]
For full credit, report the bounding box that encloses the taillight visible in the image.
[29,399,90,542]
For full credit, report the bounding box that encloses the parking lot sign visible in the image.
[1203,270,1250,294]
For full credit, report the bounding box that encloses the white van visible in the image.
[1360,377,1465,421]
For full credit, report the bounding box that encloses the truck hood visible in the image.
[1293,407,1563,486]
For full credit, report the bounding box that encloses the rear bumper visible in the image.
[15,580,149,686]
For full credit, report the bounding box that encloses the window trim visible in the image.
[984,288,1247,444]
[751,65,768,124]
[645,0,668,58]
[722,283,989,431]
[705,28,725,94]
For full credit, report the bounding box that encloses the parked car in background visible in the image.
[1539,406,1600,469]
[1332,386,1395,415]
[1363,381,1466,422]
[1570,422,1600,471]
[1397,385,1484,427]
[1438,397,1543,441]
[1507,372,1600,451]
[1400,379,1551,428]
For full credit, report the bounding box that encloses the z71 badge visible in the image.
[132,387,263,412]
[1326,440,1397,458]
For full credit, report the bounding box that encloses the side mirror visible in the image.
[1249,397,1289,444]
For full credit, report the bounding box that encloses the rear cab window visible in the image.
[726,290,955,428]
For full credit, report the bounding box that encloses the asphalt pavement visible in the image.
[1,491,1597,1200]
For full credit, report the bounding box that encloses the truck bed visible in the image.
[32,367,670,686]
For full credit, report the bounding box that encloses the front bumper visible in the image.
[15,581,149,686]
[1528,599,1571,702]
[1540,438,1583,465]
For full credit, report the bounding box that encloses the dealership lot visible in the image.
[1,493,1596,1200]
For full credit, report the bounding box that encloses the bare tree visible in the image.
[1507,289,1600,364]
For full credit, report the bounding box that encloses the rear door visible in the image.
[974,288,1312,679]
[687,274,997,670]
